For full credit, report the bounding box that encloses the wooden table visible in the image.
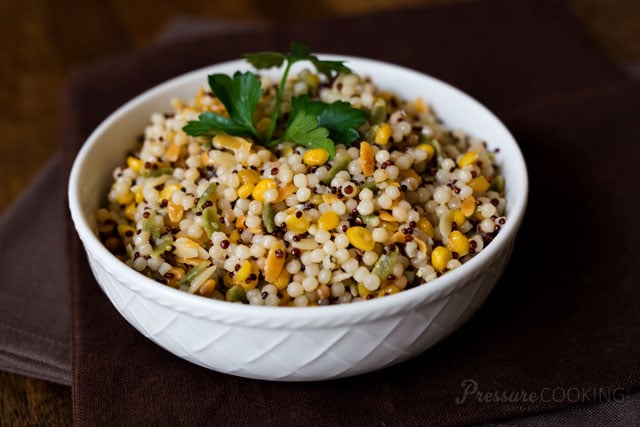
[1,0,638,423]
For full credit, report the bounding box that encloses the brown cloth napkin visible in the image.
[63,0,640,425]
[0,153,70,385]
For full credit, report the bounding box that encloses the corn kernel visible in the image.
[127,156,143,172]
[276,183,297,203]
[303,148,330,166]
[468,176,490,193]
[159,183,181,201]
[165,142,180,162]
[228,229,240,243]
[167,200,184,223]
[238,169,261,185]
[234,260,252,283]
[357,283,374,299]
[360,141,375,176]
[213,135,251,151]
[375,124,392,145]
[285,213,310,234]
[431,246,452,272]
[416,217,433,237]
[452,210,466,227]
[124,203,137,220]
[458,151,478,167]
[447,231,469,256]
[273,268,290,291]
[346,226,375,251]
[378,284,401,297]
[252,179,277,202]
[197,278,217,297]
[309,194,323,205]
[379,211,396,222]
[117,224,135,239]
[461,196,476,217]
[264,241,286,283]
[134,189,144,204]
[416,144,435,161]
[116,191,134,205]
[237,183,255,199]
[318,211,340,231]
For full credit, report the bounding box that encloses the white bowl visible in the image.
[68,56,528,381]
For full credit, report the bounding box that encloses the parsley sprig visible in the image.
[182,41,367,158]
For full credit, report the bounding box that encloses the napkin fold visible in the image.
[2,0,638,425]
[0,152,70,385]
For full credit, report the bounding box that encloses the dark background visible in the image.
[0,0,639,424]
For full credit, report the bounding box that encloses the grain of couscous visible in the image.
[96,45,506,306]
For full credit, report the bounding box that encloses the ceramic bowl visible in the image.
[68,56,528,381]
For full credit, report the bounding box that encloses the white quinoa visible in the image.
[96,69,507,306]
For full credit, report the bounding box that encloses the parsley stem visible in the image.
[265,60,293,143]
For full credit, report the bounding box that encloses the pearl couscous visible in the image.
[96,68,506,306]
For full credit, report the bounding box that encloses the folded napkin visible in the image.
[58,0,640,425]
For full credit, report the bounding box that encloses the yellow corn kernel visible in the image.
[228,229,240,243]
[416,144,435,161]
[276,183,298,203]
[375,123,392,145]
[237,183,255,199]
[309,194,323,206]
[346,226,375,251]
[197,279,217,297]
[116,191,134,205]
[414,237,427,254]
[378,284,401,297]
[234,260,252,284]
[167,200,184,223]
[357,283,374,299]
[379,211,396,222]
[322,193,338,204]
[252,178,277,202]
[414,97,427,113]
[381,221,398,233]
[171,98,186,111]
[264,241,286,283]
[416,217,433,237]
[285,213,310,234]
[318,211,340,231]
[447,230,469,256]
[159,183,181,201]
[468,176,490,193]
[390,230,406,243]
[213,135,252,151]
[452,210,466,227]
[165,142,181,162]
[273,268,291,291]
[431,246,452,272]
[116,224,135,239]
[360,141,375,176]
[461,196,476,217]
[134,188,144,204]
[235,216,246,229]
[238,169,261,185]
[124,203,137,220]
[458,151,478,167]
[127,156,143,172]
[165,267,185,289]
[303,148,330,166]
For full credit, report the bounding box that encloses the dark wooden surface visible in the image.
[0,0,638,424]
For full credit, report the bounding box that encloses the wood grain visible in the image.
[0,0,637,424]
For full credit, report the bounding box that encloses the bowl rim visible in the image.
[68,55,528,327]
